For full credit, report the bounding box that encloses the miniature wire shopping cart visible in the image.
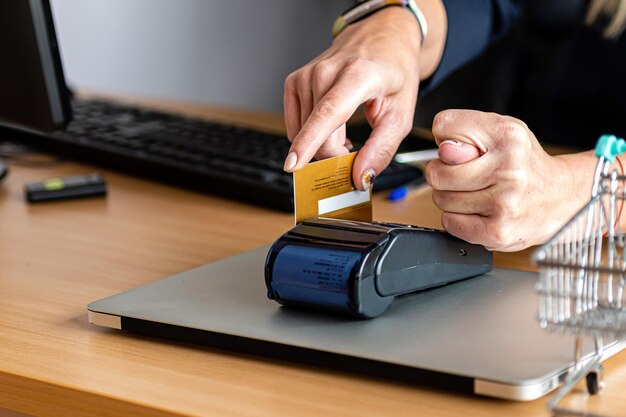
[533,134,626,416]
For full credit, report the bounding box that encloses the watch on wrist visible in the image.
[332,0,428,45]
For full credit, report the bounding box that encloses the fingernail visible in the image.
[361,169,376,191]
[439,140,463,147]
[283,152,297,172]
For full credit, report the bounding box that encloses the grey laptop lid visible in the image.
[88,246,624,401]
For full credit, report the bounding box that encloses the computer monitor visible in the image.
[0,0,71,132]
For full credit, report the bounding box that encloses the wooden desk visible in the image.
[0,99,624,417]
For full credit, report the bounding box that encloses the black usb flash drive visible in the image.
[25,173,107,203]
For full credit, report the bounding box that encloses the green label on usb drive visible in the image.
[43,178,65,191]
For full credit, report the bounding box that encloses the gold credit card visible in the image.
[293,152,372,224]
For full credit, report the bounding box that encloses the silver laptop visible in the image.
[88,245,625,401]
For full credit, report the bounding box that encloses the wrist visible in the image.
[555,150,599,203]
[413,0,446,78]
[547,151,598,236]
[334,1,426,41]
[334,7,422,66]
[558,147,626,216]
[335,1,446,80]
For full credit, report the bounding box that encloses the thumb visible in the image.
[438,140,481,165]
[352,117,407,191]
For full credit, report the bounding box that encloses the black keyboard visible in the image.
[5,99,424,211]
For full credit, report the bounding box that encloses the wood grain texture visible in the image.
[0,100,624,417]
[0,407,35,417]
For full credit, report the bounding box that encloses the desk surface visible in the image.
[0,98,624,417]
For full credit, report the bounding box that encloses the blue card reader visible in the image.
[265,218,493,318]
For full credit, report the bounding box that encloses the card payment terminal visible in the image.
[265,218,493,318]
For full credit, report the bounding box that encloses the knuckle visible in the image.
[490,221,513,249]
[312,61,334,82]
[315,98,340,119]
[441,214,475,244]
[380,112,414,140]
[431,190,446,210]
[494,165,529,188]
[425,161,440,189]
[432,111,449,134]
[502,115,529,130]
[314,148,334,160]
[432,190,452,212]
[440,212,452,231]
[343,57,372,82]
[440,212,458,233]
[505,123,527,143]
[284,71,299,91]
[496,118,531,149]
[344,56,366,70]
[433,109,450,127]
[311,62,334,95]
[376,143,396,166]
[318,136,344,156]
[493,190,522,219]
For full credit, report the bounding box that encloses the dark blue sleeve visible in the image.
[420,0,523,93]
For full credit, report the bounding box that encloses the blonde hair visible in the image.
[586,0,626,39]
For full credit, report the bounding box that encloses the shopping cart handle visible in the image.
[595,134,626,162]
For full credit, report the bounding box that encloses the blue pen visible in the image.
[388,178,426,202]
[388,185,410,202]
